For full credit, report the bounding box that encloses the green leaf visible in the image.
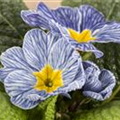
[44,96,58,120]
[0,91,28,120]
[0,0,30,53]
[72,100,120,120]
[0,83,5,92]
[28,95,58,120]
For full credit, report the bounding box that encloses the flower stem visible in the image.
[106,1,116,20]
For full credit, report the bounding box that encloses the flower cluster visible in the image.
[0,3,117,109]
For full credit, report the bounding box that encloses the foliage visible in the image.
[0,91,27,120]
[0,0,30,53]
[73,100,120,120]
[28,96,58,120]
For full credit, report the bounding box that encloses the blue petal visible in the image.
[62,59,85,87]
[55,80,85,95]
[52,7,81,31]
[4,70,36,97]
[23,29,60,70]
[99,69,116,100]
[10,89,49,110]
[79,5,106,31]
[21,10,50,29]
[49,20,69,36]
[83,60,99,70]
[4,70,49,109]
[48,36,82,85]
[83,61,116,101]
[0,47,35,71]
[0,68,15,82]
[10,87,51,110]
[11,94,41,110]
[100,69,115,88]
[83,61,100,79]
[69,40,104,58]
[53,59,85,95]
[83,91,104,100]
[94,22,120,43]
[73,59,85,84]
[83,61,102,92]
[37,2,82,31]
[48,20,103,58]
[37,2,55,19]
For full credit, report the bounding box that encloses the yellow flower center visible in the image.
[68,29,96,43]
[33,64,63,93]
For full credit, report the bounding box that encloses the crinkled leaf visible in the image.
[72,100,120,120]
[0,91,28,120]
[0,0,30,53]
[28,96,58,120]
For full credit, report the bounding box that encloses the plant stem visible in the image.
[106,1,116,20]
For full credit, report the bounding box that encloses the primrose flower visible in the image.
[0,29,85,109]
[82,61,116,101]
[21,3,120,58]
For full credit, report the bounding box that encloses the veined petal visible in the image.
[10,89,50,110]
[56,80,85,94]
[4,70,36,97]
[83,62,102,92]
[37,2,82,31]
[79,5,106,31]
[23,29,60,70]
[70,40,103,58]
[83,91,104,100]
[48,37,81,85]
[37,2,55,19]
[52,7,81,31]
[83,89,113,101]
[49,20,69,37]
[21,10,50,29]
[94,22,120,43]
[65,59,85,90]
[11,94,41,110]
[83,61,116,101]
[73,59,85,85]
[0,68,15,82]
[99,69,116,100]
[4,70,50,109]
[50,58,85,96]
[55,69,85,94]
[100,69,116,88]
[0,47,34,71]
[83,60,99,70]
[48,21,103,58]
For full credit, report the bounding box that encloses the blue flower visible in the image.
[82,61,116,101]
[0,29,85,109]
[21,3,120,58]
